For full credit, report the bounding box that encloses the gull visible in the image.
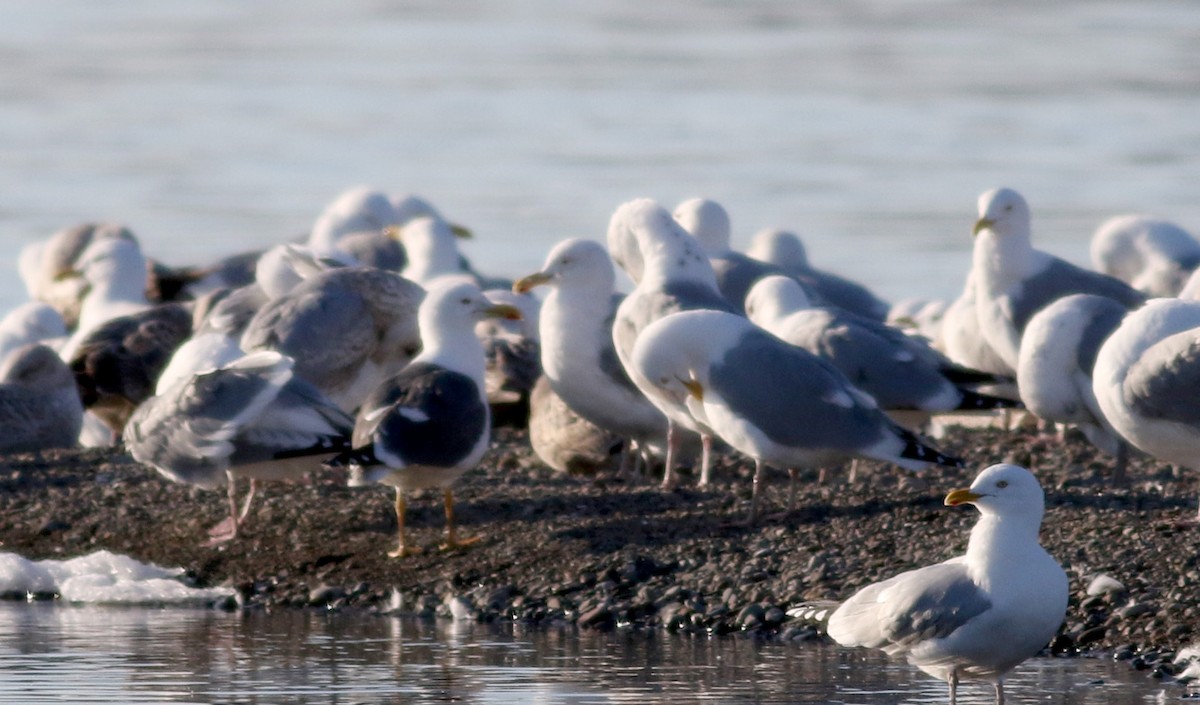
[514,237,671,475]
[610,198,734,487]
[0,344,83,453]
[745,275,1020,429]
[325,281,521,557]
[1091,214,1200,297]
[630,309,962,522]
[798,463,1067,705]
[125,350,354,545]
[1017,294,1131,478]
[1093,298,1200,519]
[240,267,425,412]
[970,187,1144,371]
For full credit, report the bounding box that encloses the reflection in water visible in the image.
[0,604,1170,704]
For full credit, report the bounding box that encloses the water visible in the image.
[0,603,1173,704]
[2,0,1199,311]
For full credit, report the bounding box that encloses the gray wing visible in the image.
[707,327,896,451]
[1123,328,1200,425]
[599,294,645,396]
[828,561,992,652]
[808,313,953,410]
[1072,296,1128,374]
[711,253,785,315]
[227,376,354,466]
[805,268,891,321]
[1010,258,1145,333]
[241,275,374,392]
[124,353,293,489]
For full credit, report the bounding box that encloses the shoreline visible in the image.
[1,423,1197,681]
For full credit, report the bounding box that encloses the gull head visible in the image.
[973,187,1031,239]
[945,463,1045,519]
[514,238,614,294]
[673,197,732,255]
[744,275,813,326]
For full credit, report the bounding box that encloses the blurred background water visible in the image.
[0,604,1172,704]
[1,0,1198,311]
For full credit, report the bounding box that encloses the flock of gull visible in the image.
[5,184,1200,702]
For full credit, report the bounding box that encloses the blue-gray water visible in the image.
[0,604,1173,704]
[1,0,1199,310]
[1,1,1198,700]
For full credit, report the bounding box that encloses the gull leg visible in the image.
[662,422,680,489]
[618,441,638,481]
[995,680,1004,705]
[1113,441,1128,485]
[786,468,798,513]
[236,479,258,522]
[848,459,861,483]
[203,471,241,546]
[948,671,958,705]
[746,458,765,525]
[387,488,420,558]
[441,489,481,551]
[698,433,713,486]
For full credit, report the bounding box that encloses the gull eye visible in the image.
[659,377,670,385]
[996,480,1009,489]
[1003,204,1013,212]
[460,297,472,305]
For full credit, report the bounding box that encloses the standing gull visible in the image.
[325,281,521,558]
[630,309,962,522]
[795,464,1067,705]
[610,198,734,487]
[970,187,1144,370]
[1093,298,1200,519]
[514,238,670,474]
[125,350,354,545]
[1090,214,1200,297]
[744,275,1019,427]
[1017,294,1131,478]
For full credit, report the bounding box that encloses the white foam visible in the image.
[0,550,234,604]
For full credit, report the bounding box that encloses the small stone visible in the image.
[447,595,474,621]
[1086,574,1125,596]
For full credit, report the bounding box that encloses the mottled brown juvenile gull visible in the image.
[514,238,671,474]
[794,464,1067,705]
[0,344,83,453]
[240,267,424,413]
[1093,298,1200,519]
[746,228,890,321]
[1091,214,1200,297]
[125,350,353,545]
[1017,294,1131,477]
[475,289,541,416]
[610,198,733,487]
[528,376,623,476]
[971,187,1144,370]
[630,309,961,522]
[744,275,1019,425]
[325,281,521,558]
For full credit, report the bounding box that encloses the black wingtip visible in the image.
[955,389,1024,411]
[322,447,377,470]
[899,429,965,469]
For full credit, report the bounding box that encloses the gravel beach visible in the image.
[1,420,1197,680]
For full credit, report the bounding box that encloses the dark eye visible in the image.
[460,297,472,305]
[1003,204,1013,212]
[996,480,1008,488]
[659,377,670,385]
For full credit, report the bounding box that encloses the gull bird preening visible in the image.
[792,463,1067,705]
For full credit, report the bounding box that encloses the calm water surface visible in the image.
[0,604,1173,704]
[1,1,1199,308]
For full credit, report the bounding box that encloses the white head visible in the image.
[673,198,732,255]
[623,202,718,290]
[606,198,659,285]
[0,343,73,388]
[310,186,399,247]
[744,275,813,327]
[973,187,1031,240]
[747,228,809,270]
[400,216,464,285]
[631,310,748,408]
[944,463,1045,524]
[514,238,615,296]
[74,234,147,290]
[417,280,522,366]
